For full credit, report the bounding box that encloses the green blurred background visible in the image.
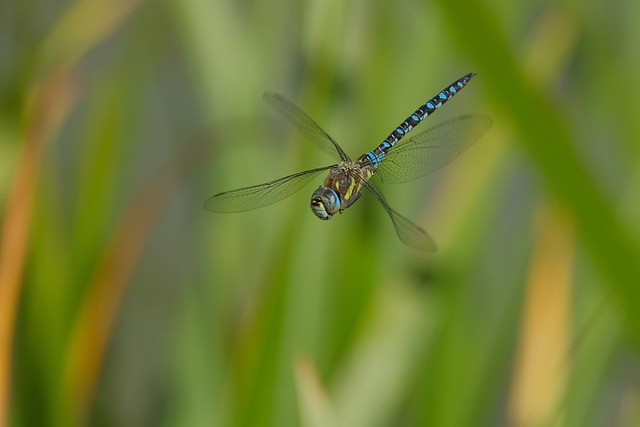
[1,0,640,426]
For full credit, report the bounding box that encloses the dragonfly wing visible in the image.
[263,92,350,162]
[204,166,333,213]
[377,114,492,184]
[363,181,437,251]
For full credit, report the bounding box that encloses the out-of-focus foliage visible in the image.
[1,0,639,426]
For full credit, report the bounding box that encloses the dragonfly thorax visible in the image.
[309,162,374,220]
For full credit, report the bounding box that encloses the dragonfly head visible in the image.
[310,186,341,220]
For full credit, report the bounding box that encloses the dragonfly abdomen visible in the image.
[363,72,476,166]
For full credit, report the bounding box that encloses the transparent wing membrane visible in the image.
[204,166,333,213]
[377,114,492,184]
[363,181,437,252]
[263,92,350,162]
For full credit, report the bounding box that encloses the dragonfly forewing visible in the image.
[204,166,333,213]
[263,92,350,162]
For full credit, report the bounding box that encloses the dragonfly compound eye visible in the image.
[310,186,341,220]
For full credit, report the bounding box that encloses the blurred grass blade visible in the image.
[330,284,435,427]
[294,356,338,427]
[0,67,78,427]
[36,0,142,71]
[434,0,640,334]
[0,1,142,425]
[509,204,573,426]
[57,135,211,426]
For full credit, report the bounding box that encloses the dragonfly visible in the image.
[204,73,492,251]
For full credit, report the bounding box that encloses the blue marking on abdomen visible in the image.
[371,73,477,170]
[366,151,381,166]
